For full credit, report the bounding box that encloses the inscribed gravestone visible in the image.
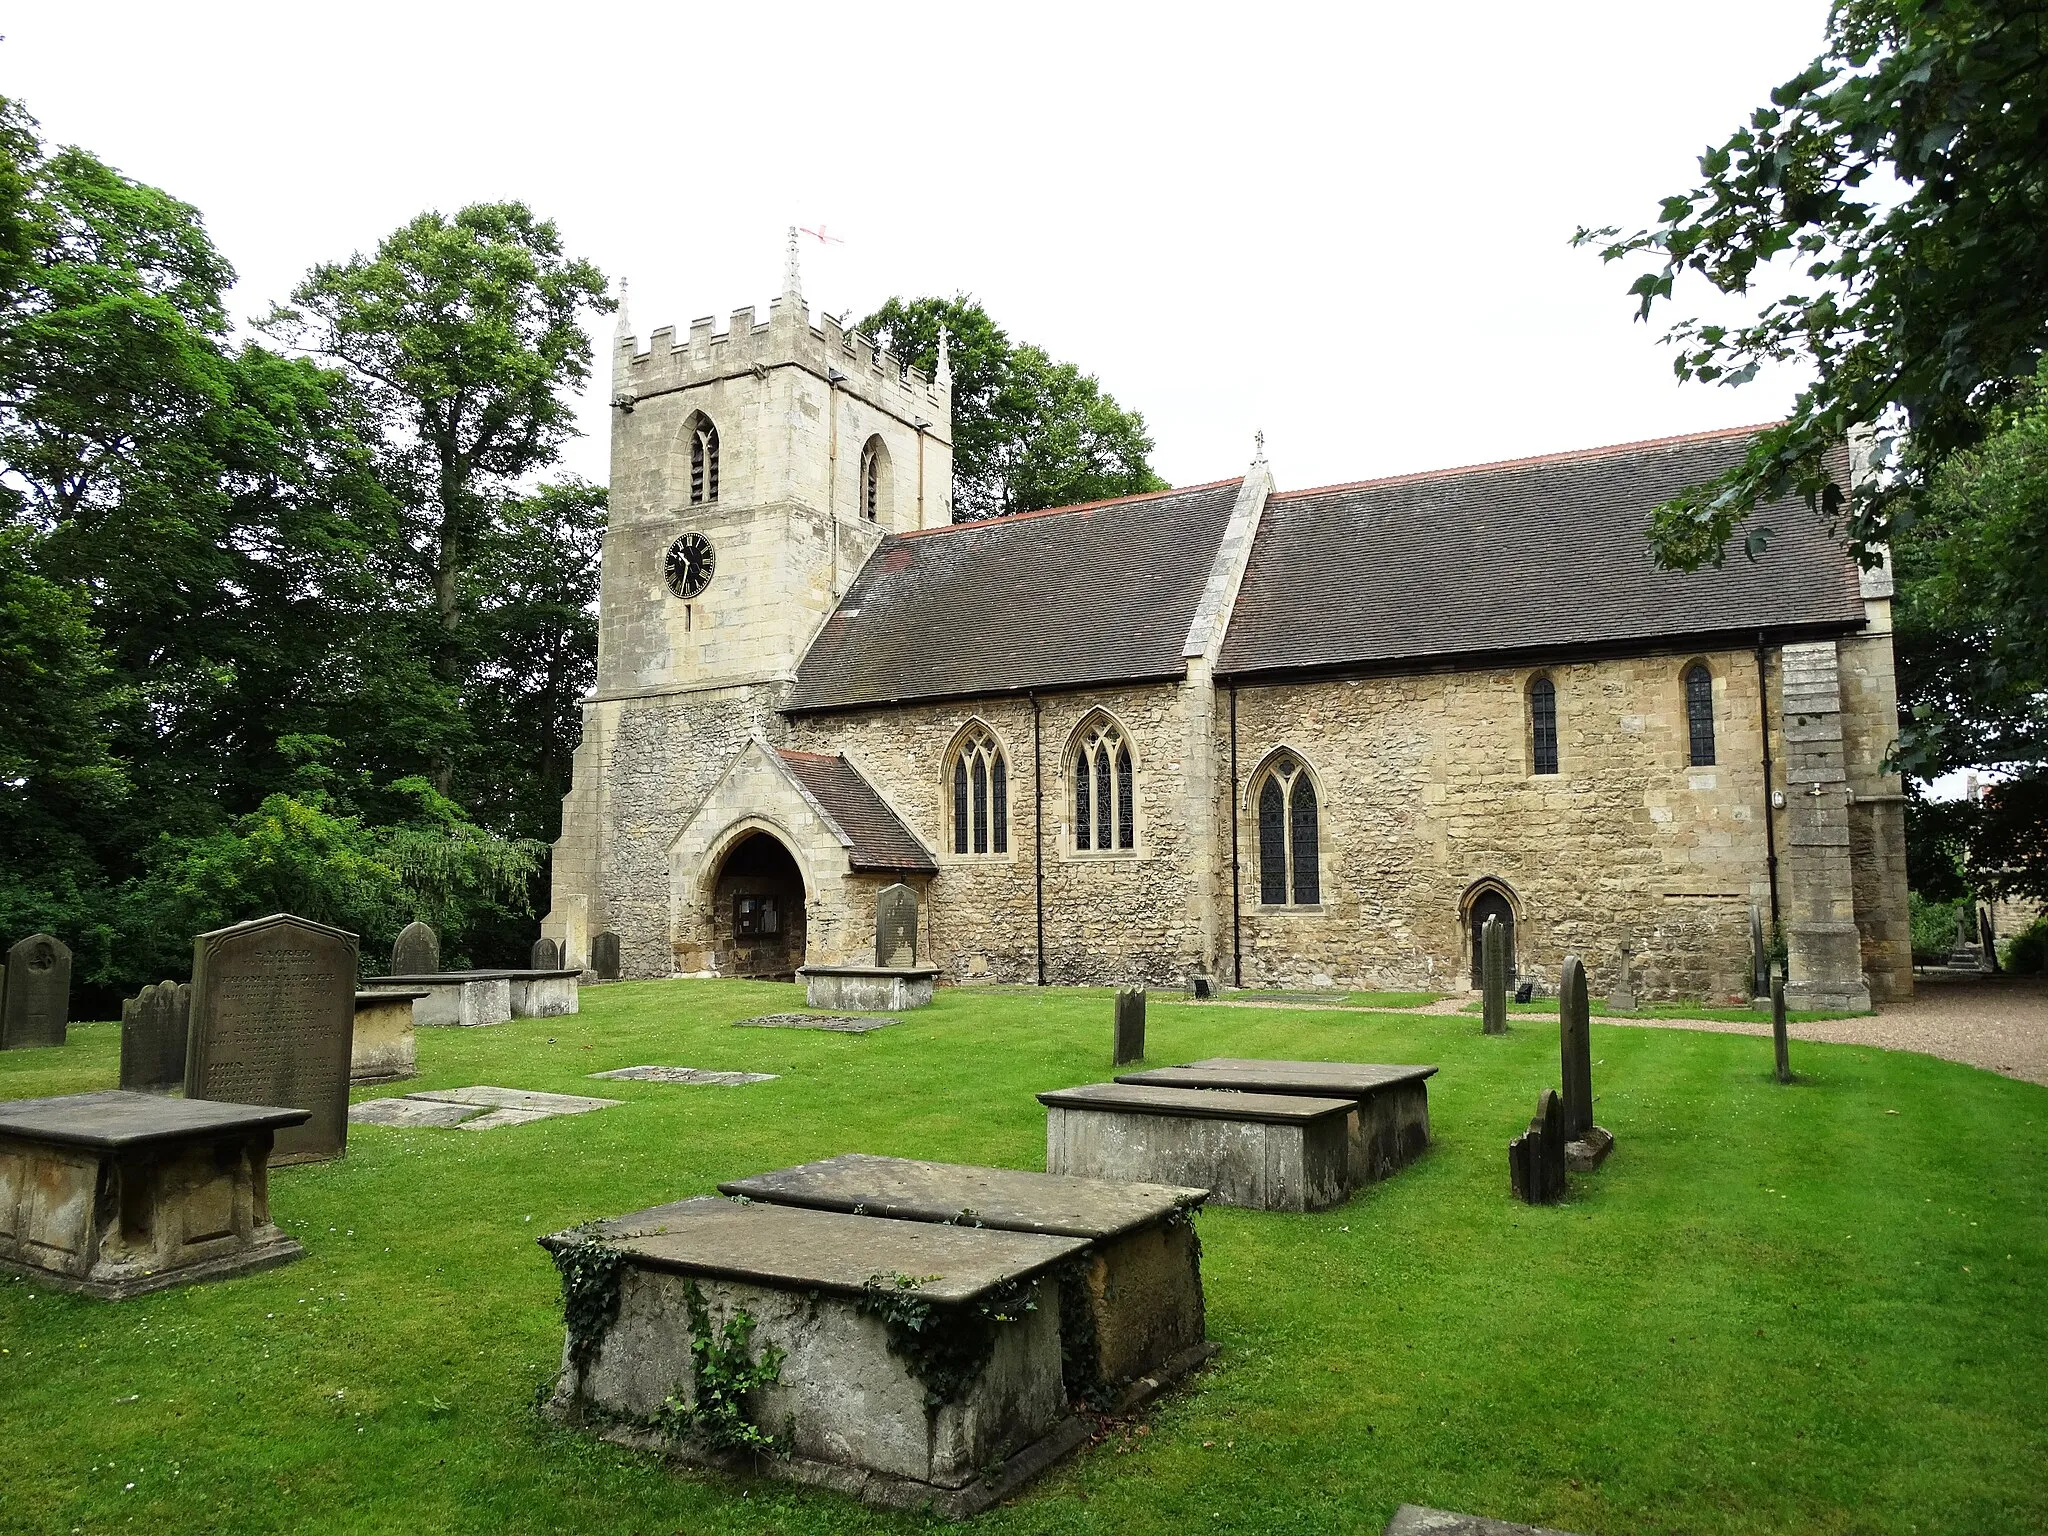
[392,920,439,977]
[186,913,357,1165]
[1480,916,1507,1036]
[120,981,191,1093]
[531,936,561,970]
[590,931,620,981]
[1508,1088,1567,1205]
[2,933,72,1049]
[875,883,918,968]
[1112,987,1146,1066]
[1558,957,1593,1139]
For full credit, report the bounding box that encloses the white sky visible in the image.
[10,0,1834,492]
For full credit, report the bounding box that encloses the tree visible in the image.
[1576,0,2048,572]
[261,204,611,786]
[858,295,1166,519]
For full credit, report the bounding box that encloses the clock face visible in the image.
[664,533,715,599]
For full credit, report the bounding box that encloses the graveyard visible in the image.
[0,977,2042,1535]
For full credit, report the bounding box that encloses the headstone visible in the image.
[185,913,358,1165]
[1,933,72,1050]
[391,920,439,977]
[1112,987,1146,1065]
[1513,980,1534,1004]
[1191,974,1213,1000]
[530,936,561,970]
[1607,941,1637,1012]
[875,882,918,968]
[1749,904,1770,999]
[1558,958,1593,1138]
[1480,915,1507,1035]
[1980,907,2000,973]
[119,980,191,1093]
[1947,906,1982,970]
[1771,974,1792,1083]
[590,930,621,980]
[1507,1088,1567,1205]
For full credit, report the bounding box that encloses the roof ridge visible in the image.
[1268,422,1785,502]
[774,747,840,763]
[893,478,1244,540]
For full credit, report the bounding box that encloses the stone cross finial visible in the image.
[612,276,633,345]
[935,323,953,388]
[1254,429,1266,462]
[783,226,802,304]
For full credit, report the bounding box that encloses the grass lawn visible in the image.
[1458,999,1864,1025]
[1,982,2042,1535]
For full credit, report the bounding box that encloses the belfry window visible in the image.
[1684,663,1716,766]
[688,415,720,505]
[949,725,1007,855]
[1255,753,1320,905]
[859,436,885,522]
[1530,676,1559,775]
[1073,716,1135,852]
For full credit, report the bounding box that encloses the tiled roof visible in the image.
[785,481,1243,712]
[775,750,937,874]
[1217,427,1867,678]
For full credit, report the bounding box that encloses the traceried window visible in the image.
[949,725,1008,855]
[1529,676,1559,775]
[859,436,886,521]
[1073,715,1135,852]
[1255,753,1320,905]
[1684,663,1716,766]
[688,414,720,505]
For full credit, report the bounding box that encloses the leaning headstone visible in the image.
[119,980,191,1093]
[1112,987,1147,1066]
[530,936,561,970]
[1190,974,1213,1000]
[2,934,72,1050]
[1749,905,1770,999]
[1507,1088,1567,1205]
[186,913,358,1165]
[1770,974,1792,1084]
[1606,941,1637,1012]
[1480,915,1507,1035]
[391,920,439,977]
[590,930,621,981]
[875,882,919,968]
[1558,958,1612,1171]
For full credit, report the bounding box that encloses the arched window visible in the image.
[688,414,720,505]
[1072,715,1135,852]
[948,725,1007,855]
[1254,753,1321,905]
[859,436,888,522]
[1684,662,1716,766]
[1529,676,1559,775]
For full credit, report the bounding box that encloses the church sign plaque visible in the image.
[186,913,358,1166]
[875,883,918,969]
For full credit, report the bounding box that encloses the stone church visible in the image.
[541,255,1912,1010]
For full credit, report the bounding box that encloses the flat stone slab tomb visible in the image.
[541,1196,1090,1517]
[1038,1083,1354,1212]
[590,1066,779,1086]
[796,963,937,1012]
[351,989,425,1085]
[365,969,582,1029]
[733,1013,898,1033]
[1116,1059,1437,1187]
[0,1090,308,1299]
[719,1153,1213,1402]
[348,1086,621,1131]
[1384,1505,1587,1536]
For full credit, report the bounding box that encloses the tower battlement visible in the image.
[617,298,951,440]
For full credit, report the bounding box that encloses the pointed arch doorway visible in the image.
[712,831,807,979]
[1467,887,1517,989]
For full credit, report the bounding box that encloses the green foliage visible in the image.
[549,1227,628,1381]
[1576,1,2048,571]
[657,1282,787,1458]
[858,1268,1038,1412]
[858,295,1167,520]
[1909,890,1973,966]
[2003,915,2048,973]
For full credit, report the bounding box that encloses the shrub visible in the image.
[2004,918,2048,975]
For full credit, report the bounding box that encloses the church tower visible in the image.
[543,239,954,973]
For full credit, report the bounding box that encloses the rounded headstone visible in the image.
[531,936,562,970]
[392,920,439,977]
[2,933,72,1049]
[590,931,621,981]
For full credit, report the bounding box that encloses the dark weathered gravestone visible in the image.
[1606,941,1637,1012]
[590,930,621,980]
[1480,916,1507,1035]
[1771,974,1792,1084]
[391,920,438,977]
[1,933,72,1050]
[1508,1088,1566,1205]
[1559,957,1593,1137]
[1749,904,1770,999]
[1112,987,1146,1066]
[1190,974,1213,1000]
[119,980,191,1094]
[186,913,357,1165]
[1513,980,1534,1004]
[530,936,561,970]
[875,882,918,968]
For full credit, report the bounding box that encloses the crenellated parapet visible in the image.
[616,296,951,441]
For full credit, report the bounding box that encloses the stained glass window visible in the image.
[1259,777,1287,903]
[952,758,968,854]
[950,726,1007,854]
[1073,716,1135,852]
[1530,676,1559,775]
[1290,774,1320,904]
[971,758,989,853]
[1116,746,1134,849]
[1255,754,1321,906]
[992,756,1007,853]
[1685,663,1715,766]
[1075,754,1091,850]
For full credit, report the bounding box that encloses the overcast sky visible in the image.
[10,1,1835,492]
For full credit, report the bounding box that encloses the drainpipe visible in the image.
[1031,691,1046,985]
[1229,680,1242,990]
[1756,631,1783,936]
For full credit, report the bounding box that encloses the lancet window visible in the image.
[1255,753,1320,905]
[1073,715,1135,852]
[688,414,720,505]
[1530,675,1559,776]
[1685,663,1716,766]
[949,725,1008,855]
